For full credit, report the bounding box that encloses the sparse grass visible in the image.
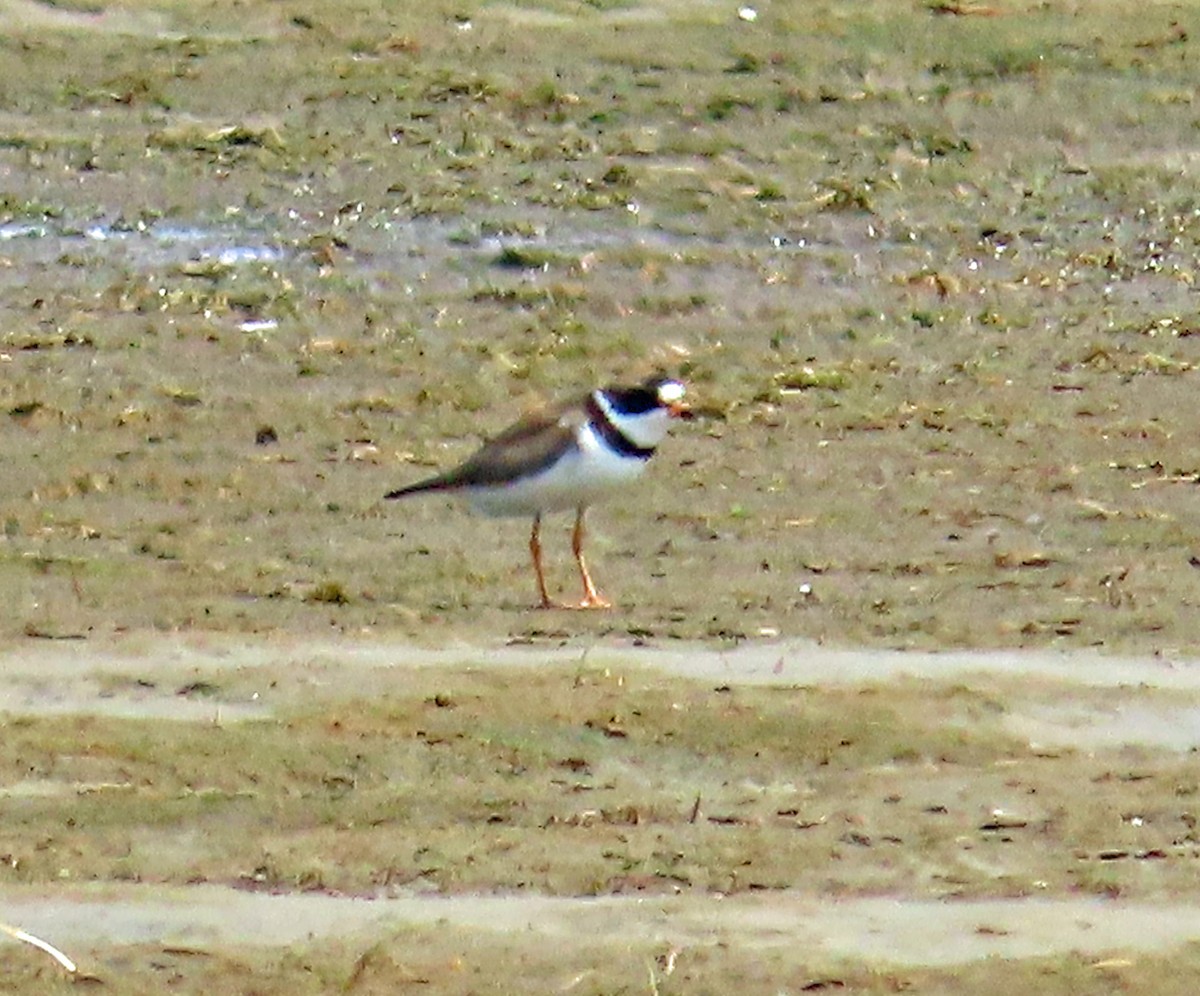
[0,666,1029,894]
[3,664,1198,904]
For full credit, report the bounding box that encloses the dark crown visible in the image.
[602,376,676,416]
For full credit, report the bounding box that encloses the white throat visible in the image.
[592,390,671,451]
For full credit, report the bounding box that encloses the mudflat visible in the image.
[4,0,1200,991]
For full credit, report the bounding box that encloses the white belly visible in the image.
[465,426,649,517]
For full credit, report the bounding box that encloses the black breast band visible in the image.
[586,394,655,460]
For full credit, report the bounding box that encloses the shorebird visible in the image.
[385,376,689,608]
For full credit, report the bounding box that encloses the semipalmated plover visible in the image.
[386,376,689,608]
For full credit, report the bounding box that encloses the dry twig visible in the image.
[0,920,77,974]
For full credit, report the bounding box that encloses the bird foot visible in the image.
[576,593,612,610]
[534,594,612,610]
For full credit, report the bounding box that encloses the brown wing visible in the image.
[385,397,585,499]
[446,402,583,486]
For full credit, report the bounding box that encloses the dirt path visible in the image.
[6,882,1200,968]
[4,632,1200,747]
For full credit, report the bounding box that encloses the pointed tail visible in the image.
[384,475,454,501]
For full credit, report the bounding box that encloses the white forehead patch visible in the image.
[657,380,685,404]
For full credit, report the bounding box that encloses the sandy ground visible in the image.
[8,883,1200,969]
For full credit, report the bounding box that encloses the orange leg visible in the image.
[529,514,562,609]
[572,507,612,609]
